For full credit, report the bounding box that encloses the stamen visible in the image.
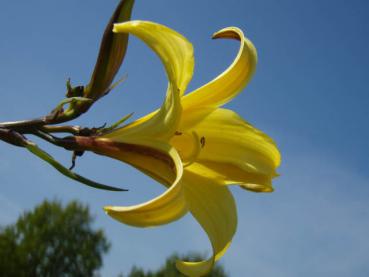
[200,136,206,148]
[183,131,203,168]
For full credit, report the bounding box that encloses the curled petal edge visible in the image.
[104,139,188,227]
[176,171,237,276]
[106,20,194,140]
[182,26,257,110]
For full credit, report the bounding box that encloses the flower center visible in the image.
[170,131,205,167]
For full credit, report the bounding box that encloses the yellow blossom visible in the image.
[75,20,280,276]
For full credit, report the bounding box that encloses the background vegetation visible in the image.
[0,200,227,276]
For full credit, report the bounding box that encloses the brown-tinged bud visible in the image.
[84,0,135,100]
[53,0,135,124]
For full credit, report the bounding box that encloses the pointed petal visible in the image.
[171,108,280,186]
[104,144,187,227]
[113,21,194,95]
[176,170,237,276]
[185,161,274,193]
[182,27,257,110]
[105,21,194,140]
[77,137,188,227]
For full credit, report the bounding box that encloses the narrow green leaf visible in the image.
[26,142,127,192]
[98,112,134,134]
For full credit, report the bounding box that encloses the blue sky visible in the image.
[1,0,369,276]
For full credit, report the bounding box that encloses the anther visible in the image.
[200,136,206,148]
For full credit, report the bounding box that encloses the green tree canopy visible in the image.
[0,199,110,277]
[124,253,228,277]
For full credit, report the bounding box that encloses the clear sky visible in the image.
[1,0,369,276]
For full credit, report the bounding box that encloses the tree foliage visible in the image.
[124,253,228,277]
[0,200,110,277]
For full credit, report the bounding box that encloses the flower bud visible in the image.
[84,0,135,100]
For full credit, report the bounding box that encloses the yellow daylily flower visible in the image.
[74,20,280,276]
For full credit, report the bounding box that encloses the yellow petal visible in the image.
[104,140,187,227]
[105,21,194,140]
[172,108,280,178]
[185,161,274,193]
[176,170,237,276]
[182,27,257,110]
[74,136,188,227]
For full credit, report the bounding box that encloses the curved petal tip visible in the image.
[212,26,243,41]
